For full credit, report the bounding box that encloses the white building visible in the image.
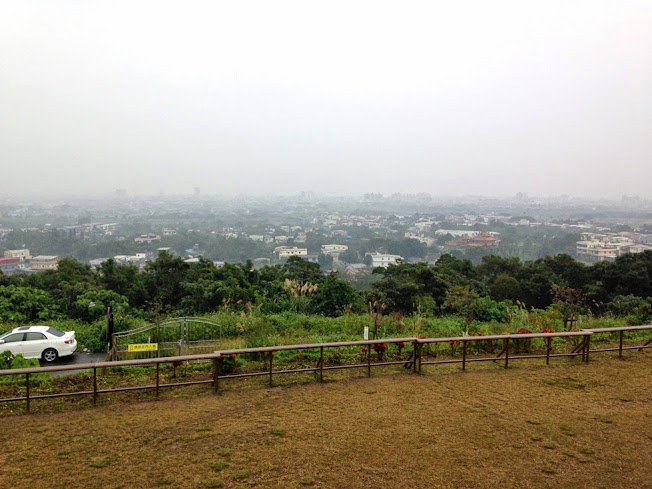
[576,233,639,261]
[3,249,31,262]
[624,244,652,254]
[30,255,60,270]
[135,233,161,244]
[576,241,618,261]
[321,244,348,256]
[89,258,109,269]
[276,247,308,259]
[404,233,436,246]
[365,252,403,268]
[435,229,477,237]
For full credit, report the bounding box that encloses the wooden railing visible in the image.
[0,326,650,413]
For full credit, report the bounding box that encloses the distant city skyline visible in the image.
[1,189,649,204]
[2,1,651,199]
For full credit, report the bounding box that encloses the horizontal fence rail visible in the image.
[0,326,650,413]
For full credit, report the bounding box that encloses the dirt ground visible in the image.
[1,353,651,489]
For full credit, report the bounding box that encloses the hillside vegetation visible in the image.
[1,251,652,352]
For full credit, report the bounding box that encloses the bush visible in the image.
[465,297,511,323]
[606,295,648,317]
[0,351,50,385]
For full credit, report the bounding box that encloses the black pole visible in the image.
[106,306,114,354]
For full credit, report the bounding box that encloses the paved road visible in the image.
[40,352,106,377]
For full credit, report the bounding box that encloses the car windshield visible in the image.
[46,327,65,337]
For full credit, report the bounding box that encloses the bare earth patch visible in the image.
[0,355,651,489]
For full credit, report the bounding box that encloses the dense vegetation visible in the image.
[1,251,651,349]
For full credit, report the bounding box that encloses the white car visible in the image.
[0,326,77,362]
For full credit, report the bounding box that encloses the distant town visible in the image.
[1,192,651,283]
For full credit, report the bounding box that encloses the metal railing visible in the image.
[0,326,650,413]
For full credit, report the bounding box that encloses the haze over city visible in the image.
[2,1,651,198]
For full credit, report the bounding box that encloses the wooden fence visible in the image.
[0,326,650,413]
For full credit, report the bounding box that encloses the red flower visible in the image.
[471,332,493,343]
[395,342,406,348]
[230,353,237,359]
[448,340,461,346]
[362,347,369,353]
[541,329,555,334]
[516,329,532,335]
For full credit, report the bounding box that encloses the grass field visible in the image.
[1,354,651,489]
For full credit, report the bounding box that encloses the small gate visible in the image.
[112,317,222,360]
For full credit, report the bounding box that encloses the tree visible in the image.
[338,249,360,264]
[318,253,334,270]
[99,259,149,307]
[552,286,585,330]
[477,256,522,282]
[283,256,324,283]
[539,254,588,289]
[370,263,449,314]
[0,285,60,323]
[489,275,522,302]
[144,251,190,309]
[387,239,427,259]
[311,274,360,316]
[518,269,554,309]
[73,289,131,321]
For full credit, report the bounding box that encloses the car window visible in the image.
[46,328,65,337]
[25,332,47,341]
[2,333,24,343]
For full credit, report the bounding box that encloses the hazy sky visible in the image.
[1,1,651,198]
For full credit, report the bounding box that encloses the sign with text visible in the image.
[364,326,369,340]
[127,343,158,352]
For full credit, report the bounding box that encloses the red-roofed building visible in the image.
[0,257,20,275]
[445,231,500,249]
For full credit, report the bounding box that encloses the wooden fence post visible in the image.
[367,345,372,377]
[546,337,552,365]
[93,367,98,405]
[213,357,220,393]
[504,338,509,369]
[25,373,30,413]
[584,334,591,363]
[319,347,324,383]
[412,340,419,373]
[462,340,468,371]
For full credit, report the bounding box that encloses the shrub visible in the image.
[606,295,647,317]
[0,351,50,385]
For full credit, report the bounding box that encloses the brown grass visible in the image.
[1,354,651,489]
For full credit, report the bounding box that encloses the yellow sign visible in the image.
[128,343,158,352]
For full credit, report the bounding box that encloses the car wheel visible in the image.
[42,348,58,362]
